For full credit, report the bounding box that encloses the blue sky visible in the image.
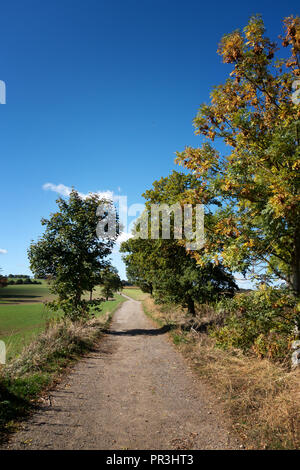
[0,0,298,282]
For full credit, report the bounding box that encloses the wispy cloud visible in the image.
[116,232,133,244]
[43,183,115,201]
[0,249,7,254]
[112,231,133,254]
[43,183,73,197]
[43,183,132,251]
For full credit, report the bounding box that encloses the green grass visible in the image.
[0,313,116,440]
[0,303,53,332]
[0,280,54,305]
[0,286,126,441]
[96,293,126,316]
[0,303,59,361]
[0,282,125,361]
[122,287,149,301]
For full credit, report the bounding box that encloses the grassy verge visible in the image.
[0,303,58,361]
[122,287,149,301]
[0,294,125,441]
[142,295,300,450]
[95,293,126,316]
[0,290,125,360]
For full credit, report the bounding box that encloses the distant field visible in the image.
[122,287,149,301]
[0,280,54,305]
[0,303,56,361]
[0,282,125,361]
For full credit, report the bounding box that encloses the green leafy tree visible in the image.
[101,266,123,301]
[121,236,237,313]
[121,172,237,314]
[176,15,300,295]
[28,190,118,319]
[0,269,7,288]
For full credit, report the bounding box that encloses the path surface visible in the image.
[3,297,239,450]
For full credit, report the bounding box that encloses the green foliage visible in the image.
[46,297,102,321]
[28,190,117,320]
[176,15,300,294]
[6,278,41,286]
[121,171,238,314]
[0,276,7,288]
[212,288,299,361]
[101,266,122,301]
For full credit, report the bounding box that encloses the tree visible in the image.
[101,266,123,301]
[0,270,7,288]
[28,190,118,319]
[176,15,300,295]
[120,238,155,295]
[121,171,237,314]
[121,236,237,314]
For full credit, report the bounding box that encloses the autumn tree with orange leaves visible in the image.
[176,15,300,295]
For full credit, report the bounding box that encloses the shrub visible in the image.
[211,288,299,363]
[0,276,8,288]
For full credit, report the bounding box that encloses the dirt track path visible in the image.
[3,297,238,450]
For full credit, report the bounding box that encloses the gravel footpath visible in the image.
[2,297,239,450]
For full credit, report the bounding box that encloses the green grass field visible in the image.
[0,280,54,304]
[122,287,149,301]
[0,282,125,361]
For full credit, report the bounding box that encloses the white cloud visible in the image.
[0,249,7,254]
[43,183,72,197]
[116,232,133,244]
[112,232,133,254]
[43,183,133,252]
[43,183,115,201]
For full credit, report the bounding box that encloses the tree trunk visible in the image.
[187,296,195,315]
[290,232,300,296]
[90,290,93,301]
[75,290,81,309]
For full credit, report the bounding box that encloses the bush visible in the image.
[46,297,103,322]
[211,288,299,363]
[0,276,8,288]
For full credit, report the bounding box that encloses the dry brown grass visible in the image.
[143,296,300,449]
[0,312,112,439]
[6,314,110,378]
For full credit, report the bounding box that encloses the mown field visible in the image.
[0,281,125,361]
[122,287,149,301]
[0,280,54,305]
